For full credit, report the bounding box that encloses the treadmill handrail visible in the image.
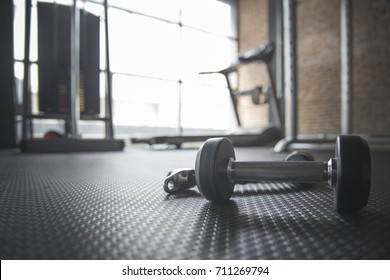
[199,43,274,76]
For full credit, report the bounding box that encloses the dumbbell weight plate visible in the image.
[195,138,235,202]
[285,151,315,162]
[285,151,315,188]
[335,135,371,213]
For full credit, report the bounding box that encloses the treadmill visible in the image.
[131,43,282,147]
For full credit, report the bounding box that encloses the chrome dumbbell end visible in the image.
[163,168,196,194]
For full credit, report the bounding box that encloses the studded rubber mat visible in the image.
[1,146,390,260]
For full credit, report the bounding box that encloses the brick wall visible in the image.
[297,0,341,134]
[238,0,390,135]
[352,0,390,135]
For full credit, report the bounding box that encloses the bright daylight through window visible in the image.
[13,0,238,138]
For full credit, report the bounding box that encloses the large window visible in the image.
[13,0,238,138]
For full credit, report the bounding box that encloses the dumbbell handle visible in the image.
[227,159,336,185]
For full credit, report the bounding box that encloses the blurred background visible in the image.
[1,0,389,149]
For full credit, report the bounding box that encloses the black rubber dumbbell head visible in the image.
[335,135,371,213]
[195,137,235,202]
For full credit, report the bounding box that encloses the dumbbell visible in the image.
[163,151,314,194]
[164,135,371,213]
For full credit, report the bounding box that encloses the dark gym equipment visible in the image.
[19,138,125,153]
[132,126,281,148]
[164,135,371,213]
[38,3,100,115]
[0,0,16,148]
[20,0,124,153]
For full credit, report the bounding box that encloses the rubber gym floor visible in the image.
[1,144,390,259]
